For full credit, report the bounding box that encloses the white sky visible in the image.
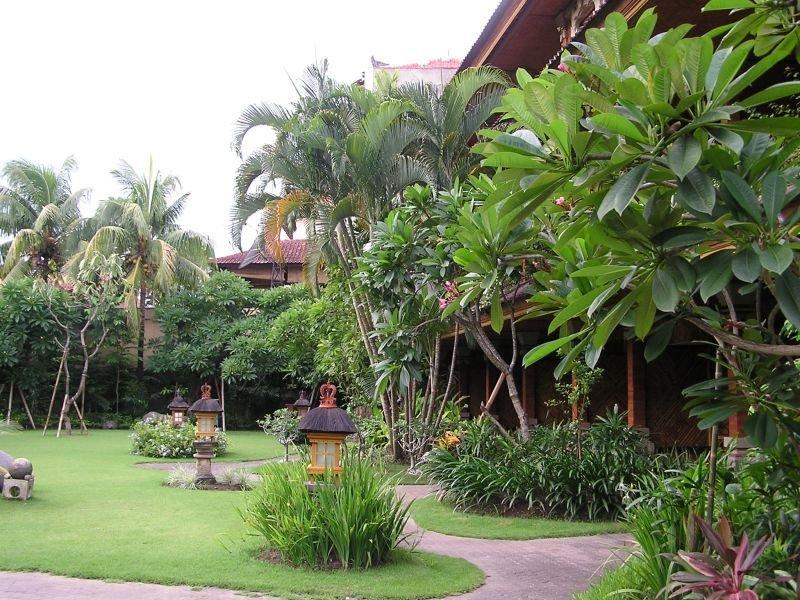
[0,1,498,256]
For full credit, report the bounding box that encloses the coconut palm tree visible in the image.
[70,158,214,378]
[0,157,88,281]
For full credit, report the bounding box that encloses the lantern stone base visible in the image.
[193,440,216,484]
[3,475,34,500]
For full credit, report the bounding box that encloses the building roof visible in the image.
[216,239,307,267]
[459,0,731,74]
[371,57,462,70]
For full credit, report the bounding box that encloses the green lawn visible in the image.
[382,462,428,485]
[410,496,626,540]
[0,431,483,599]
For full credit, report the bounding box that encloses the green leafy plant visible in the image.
[422,407,657,520]
[258,408,300,462]
[130,419,228,458]
[241,455,411,569]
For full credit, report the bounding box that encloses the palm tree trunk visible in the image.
[137,286,146,380]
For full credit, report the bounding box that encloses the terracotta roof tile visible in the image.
[216,239,307,266]
[375,57,462,70]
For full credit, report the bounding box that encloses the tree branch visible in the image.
[687,317,800,357]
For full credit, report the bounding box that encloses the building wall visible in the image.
[374,66,458,89]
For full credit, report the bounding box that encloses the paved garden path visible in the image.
[0,480,631,600]
[397,485,632,600]
[136,459,272,474]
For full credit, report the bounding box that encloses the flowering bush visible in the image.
[130,420,228,458]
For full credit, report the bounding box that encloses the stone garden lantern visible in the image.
[298,383,357,479]
[167,390,190,426]
[292,390,312,417]
[188,383,223,484]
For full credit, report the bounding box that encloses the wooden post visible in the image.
[43,353,65,435]
[522,366,529,418]
[221,378,226,432]
[570,370,580,421]
[15,385,36,430]
[6,383,12,425]
[626,341,647,428]
[727,411,747,437]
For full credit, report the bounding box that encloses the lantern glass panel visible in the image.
[174,411,184,425]
[197,413,216,436]
[321,442,336,468]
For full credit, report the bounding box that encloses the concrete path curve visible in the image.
[398,485,631,600]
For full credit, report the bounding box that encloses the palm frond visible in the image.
[442,66,509,134]
[0,229,40,276]
[262,190,310,262]
[232,103,294,156]
[229,192,278,250]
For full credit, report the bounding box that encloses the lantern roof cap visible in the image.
[167,392,190,410]
[298,383,357,435]
[188,383,223,414]
[293,390,311,408]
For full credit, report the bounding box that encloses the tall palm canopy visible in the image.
[0,157,88,281]
[70,159,214,374]
[229,63,509,277]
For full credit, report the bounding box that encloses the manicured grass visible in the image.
[382,462,428,485]
[410,496,626,540]
[572,560,639,599]
[0,431,484,599]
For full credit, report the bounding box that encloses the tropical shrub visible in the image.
[130,419,229,458]
[258,408,300,461]
[670,515,772,599]
[241,456,410,569]
[590,442,800,599]
[422,408,658,520]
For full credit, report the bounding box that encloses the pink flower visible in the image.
[444,280,457,293]
[554,196,566,207]
[438,298,449,310]
[557,63,570,73]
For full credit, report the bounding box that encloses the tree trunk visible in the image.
[137,286,146,380]
[458,311,529,440]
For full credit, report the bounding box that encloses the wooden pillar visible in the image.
[727,411,747,437]
[626,340,647,428]
[522,368,528,415]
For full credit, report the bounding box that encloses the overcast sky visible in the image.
[0,1,497,255]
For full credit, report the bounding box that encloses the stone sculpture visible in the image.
[1,450,34,500]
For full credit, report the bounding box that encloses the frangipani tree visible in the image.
[454,5,800,446]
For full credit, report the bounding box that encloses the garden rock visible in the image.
[8,458,33,479]
[102,420,118,429]
[141,411,167,424]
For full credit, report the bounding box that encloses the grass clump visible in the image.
[242,454,411,569]
[216,467,256,490]
[164,464,198,489]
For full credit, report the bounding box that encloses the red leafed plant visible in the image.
[669,515,771,599]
